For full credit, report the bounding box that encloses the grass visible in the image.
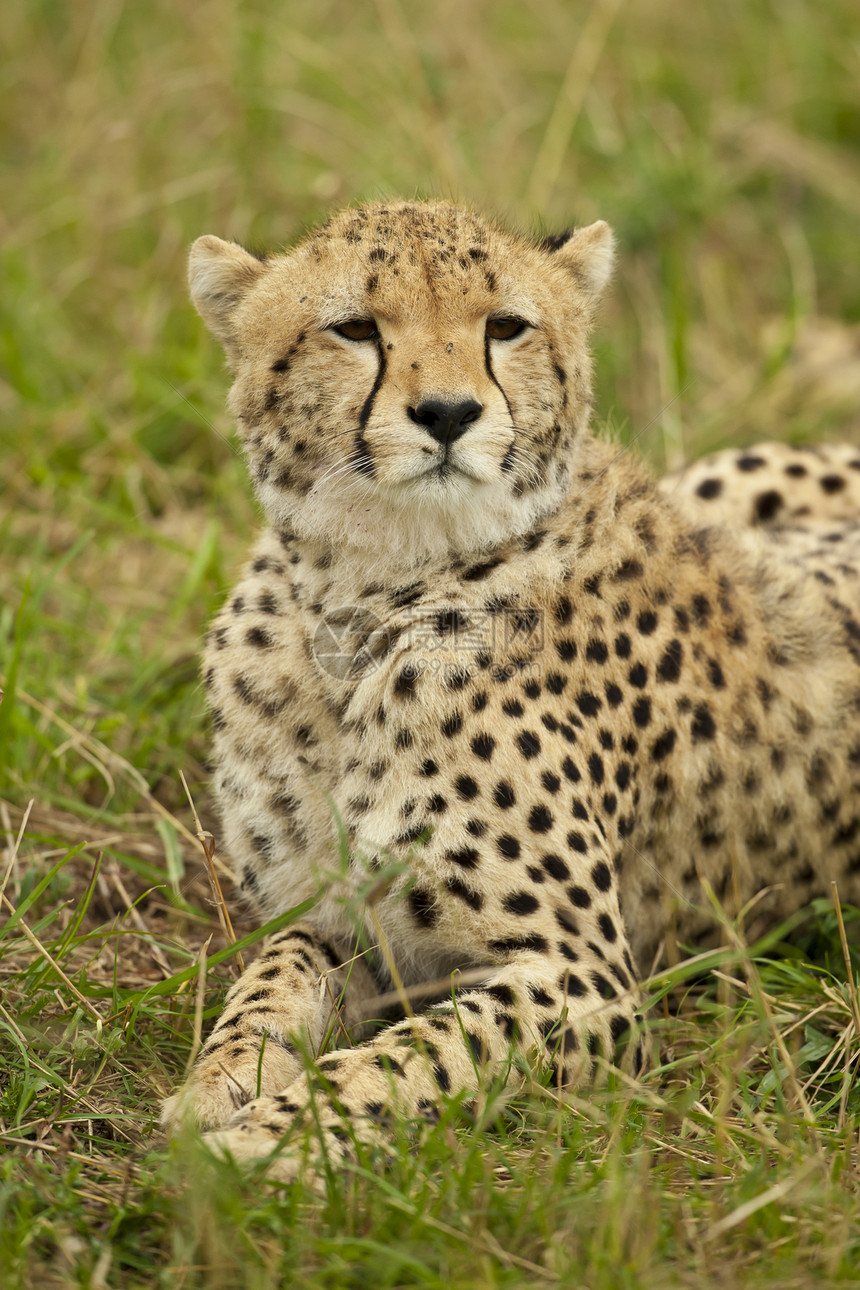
[2,0,860,1284]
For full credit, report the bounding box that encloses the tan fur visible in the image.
[164,202,860,1179]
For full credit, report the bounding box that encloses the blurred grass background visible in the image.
[2,1,860,1285]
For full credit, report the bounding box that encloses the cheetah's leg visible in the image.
[201,943,641,1179]
[161,923,377,1133]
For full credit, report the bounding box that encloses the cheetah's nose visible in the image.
[408,399,483,445]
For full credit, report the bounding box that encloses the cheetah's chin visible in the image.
[283,474,566,569]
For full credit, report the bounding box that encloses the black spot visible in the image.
[614,559,645,582]
[567,831,587,854]
[587,753,604,785]
[820,474,846,494]
[447,847,480,869]
[497,835,521,860]
[522,529,546,553]
[435,609,467,635]
[727,620,747,647]
[636,611,658,635]
[395,665,420,698]
[445,876,483,910]
[455,775,479,800]
[245,626,274,648]
[754,490,783,522]
[494,781,516,809]
[463,557,504,581]
[615,633,632,658]
[585,639,609,664]
[484,983,515,1007]
[471,733,496,761]
[541,771,561,794]
[605,683,623,708]
[651,729,676,761]
[489,933,549,954]
[555,969,584,997]
[696,478,722,500]
[433,1062,453,1093]
[463,1031,485,1064]
[398,823,428,845]
[503,891,540,916]
[598,913,617,943]
[591,973,617,1000]
[516,730,541,759]
[528,805,553,833]
[707,657,725,688]
[441,713,463,738]
[577,692,602,717]
[408,887,436,928]
[691,703,716,741]
[391,582,424,609]
[542,853,570,881]
[656,639,683,684]
[561,756,581,783]
[736,454,766,472]
[591,861,612,892]
[373,1052,406,1079]
[691,594,710,624]
[568,885,591,909]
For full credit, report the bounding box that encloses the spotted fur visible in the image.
[163,202,860,1178]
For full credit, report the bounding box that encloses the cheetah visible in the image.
[163,201,860,1177]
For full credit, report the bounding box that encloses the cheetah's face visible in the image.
[190,203,614,562]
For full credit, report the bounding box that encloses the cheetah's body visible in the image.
[165,202,860,1173]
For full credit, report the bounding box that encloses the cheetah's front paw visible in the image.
[162,1040,303,1134]
[204,1120,303,1183]
[201,1090,362,1186]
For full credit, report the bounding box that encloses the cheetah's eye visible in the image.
[486,317,528,341]
[333,319,378,342]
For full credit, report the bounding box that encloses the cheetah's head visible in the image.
[190,202,613,565]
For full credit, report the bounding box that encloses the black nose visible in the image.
[408,399,483,445]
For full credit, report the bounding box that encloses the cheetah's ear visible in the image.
[188,235,267,359]
[542,221,615,302]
